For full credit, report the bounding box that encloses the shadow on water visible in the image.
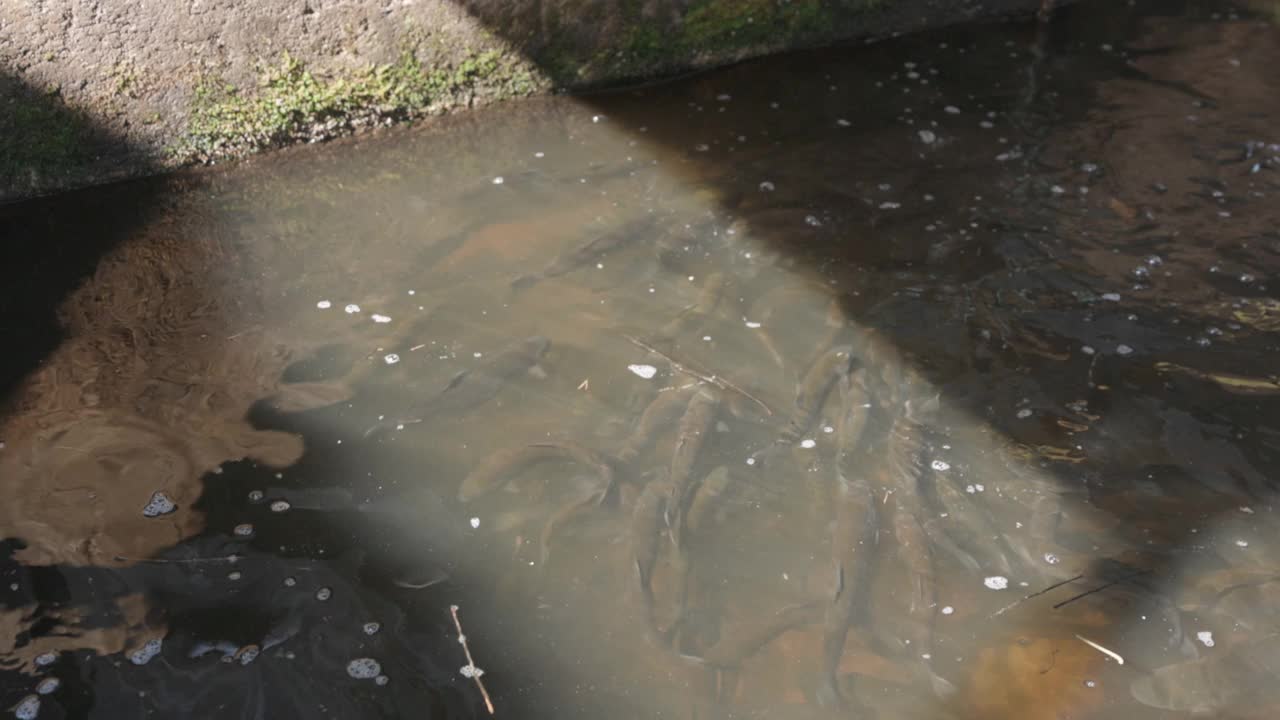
[429,0,1280,716]
[3,1,1280,718]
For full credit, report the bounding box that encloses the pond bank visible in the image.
[1,0,1052,202]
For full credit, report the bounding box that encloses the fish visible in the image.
[688,601,823,669]
[616,385,697,463]
[780,344,856,445]
[364,335,550,437]
[666,387,721,549]
[511,215,657,291]
[652,272,727,342]
[888,498,956,698]
[538,483,609,567]
[818,394,883,709]
[685,466,733,533]
[818,476,879,709]
[750,344,855,468]
[458,439,614,502]
[632,471,674,648]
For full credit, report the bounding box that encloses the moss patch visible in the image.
[179,49,541,162]
[0,85,96,190]
[578,0,885,84]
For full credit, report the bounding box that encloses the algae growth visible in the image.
[180,50,541,162]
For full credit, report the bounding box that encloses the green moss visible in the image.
[179,49,540,162]
[581,0,885,84]
[0,86,93,185]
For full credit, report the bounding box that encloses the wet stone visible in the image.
[235,645,260,665]
[35,678,59,695]
[142,491,176,518]
[130,638,163,665]
[12,695,39,720]
[347,657,382,679]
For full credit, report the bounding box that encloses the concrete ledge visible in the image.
[1,0,1051,202]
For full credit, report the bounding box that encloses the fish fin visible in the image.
[511,274,540,291]
[443,370,469,392]
[927,670,957,698]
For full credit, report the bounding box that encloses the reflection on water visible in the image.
[3,1,1280,717]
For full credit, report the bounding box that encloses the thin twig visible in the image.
[1052,569,1150,610]
[449,604,495,715]
[988,573,1084,618]
[114,554,241,565]
[1075,634,1125,665]
[623,334,772,416]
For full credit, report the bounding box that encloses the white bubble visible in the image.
[627,364,658,379]
[984,576,1009,590]
[248,490,264,503]
[492,176,504,185]
[236,645,260,665]
[347,657,382,679]
[1081,345,1096,355]
[930,460,950,472]
[804,215,823,227]
[270,500,291,513]
[1101,293,1121,301]
[944,105,961,114]
[375,675,390,686]
[1116,344,1134,356]
[316,300,332,309]
[363,622,381,635]
[35,677,60,695]
[470,517,480,529]
[371,314,392,324]
[384,354,401,365]
[758,181,776,192]
[344,304,361,314]
[1196,631,1215,647]
[1016,408,1032,419]
[228,571,242,581]
[34,652,57,667]
[1236,539,1249,548]
[941,606,954,615]
[744,320,762,328]
[12,695,39,720]
[233,523,254,537]
[745,457,757,466]
[918,129,937,144]
[130,638,163,665]
[316,587,332,601]
[836,118,852,127]
[800,439,817,449]
[1043,553,1060,565]
[284,577,297,587]
[879,201,901,210]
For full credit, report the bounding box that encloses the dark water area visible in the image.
[3,1,1280,718]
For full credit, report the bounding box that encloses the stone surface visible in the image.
[1,0,1052,202]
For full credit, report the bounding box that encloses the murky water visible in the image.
[4,1,1280,718]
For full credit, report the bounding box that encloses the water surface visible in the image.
[3,1,1280,718]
